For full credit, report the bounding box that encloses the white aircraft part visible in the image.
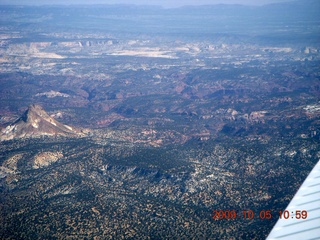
[267,160,320,240]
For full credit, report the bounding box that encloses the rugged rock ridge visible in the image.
[0,104,80,141]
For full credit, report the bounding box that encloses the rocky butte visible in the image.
[0,104,81,141]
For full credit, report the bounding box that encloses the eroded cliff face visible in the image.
[0,104,81,141]
[33,151,63,169]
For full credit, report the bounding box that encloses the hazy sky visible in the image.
[0,0,294,7]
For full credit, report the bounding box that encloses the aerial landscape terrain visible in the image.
[0,0,319,239]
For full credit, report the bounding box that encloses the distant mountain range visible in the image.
[1,0,318,41]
